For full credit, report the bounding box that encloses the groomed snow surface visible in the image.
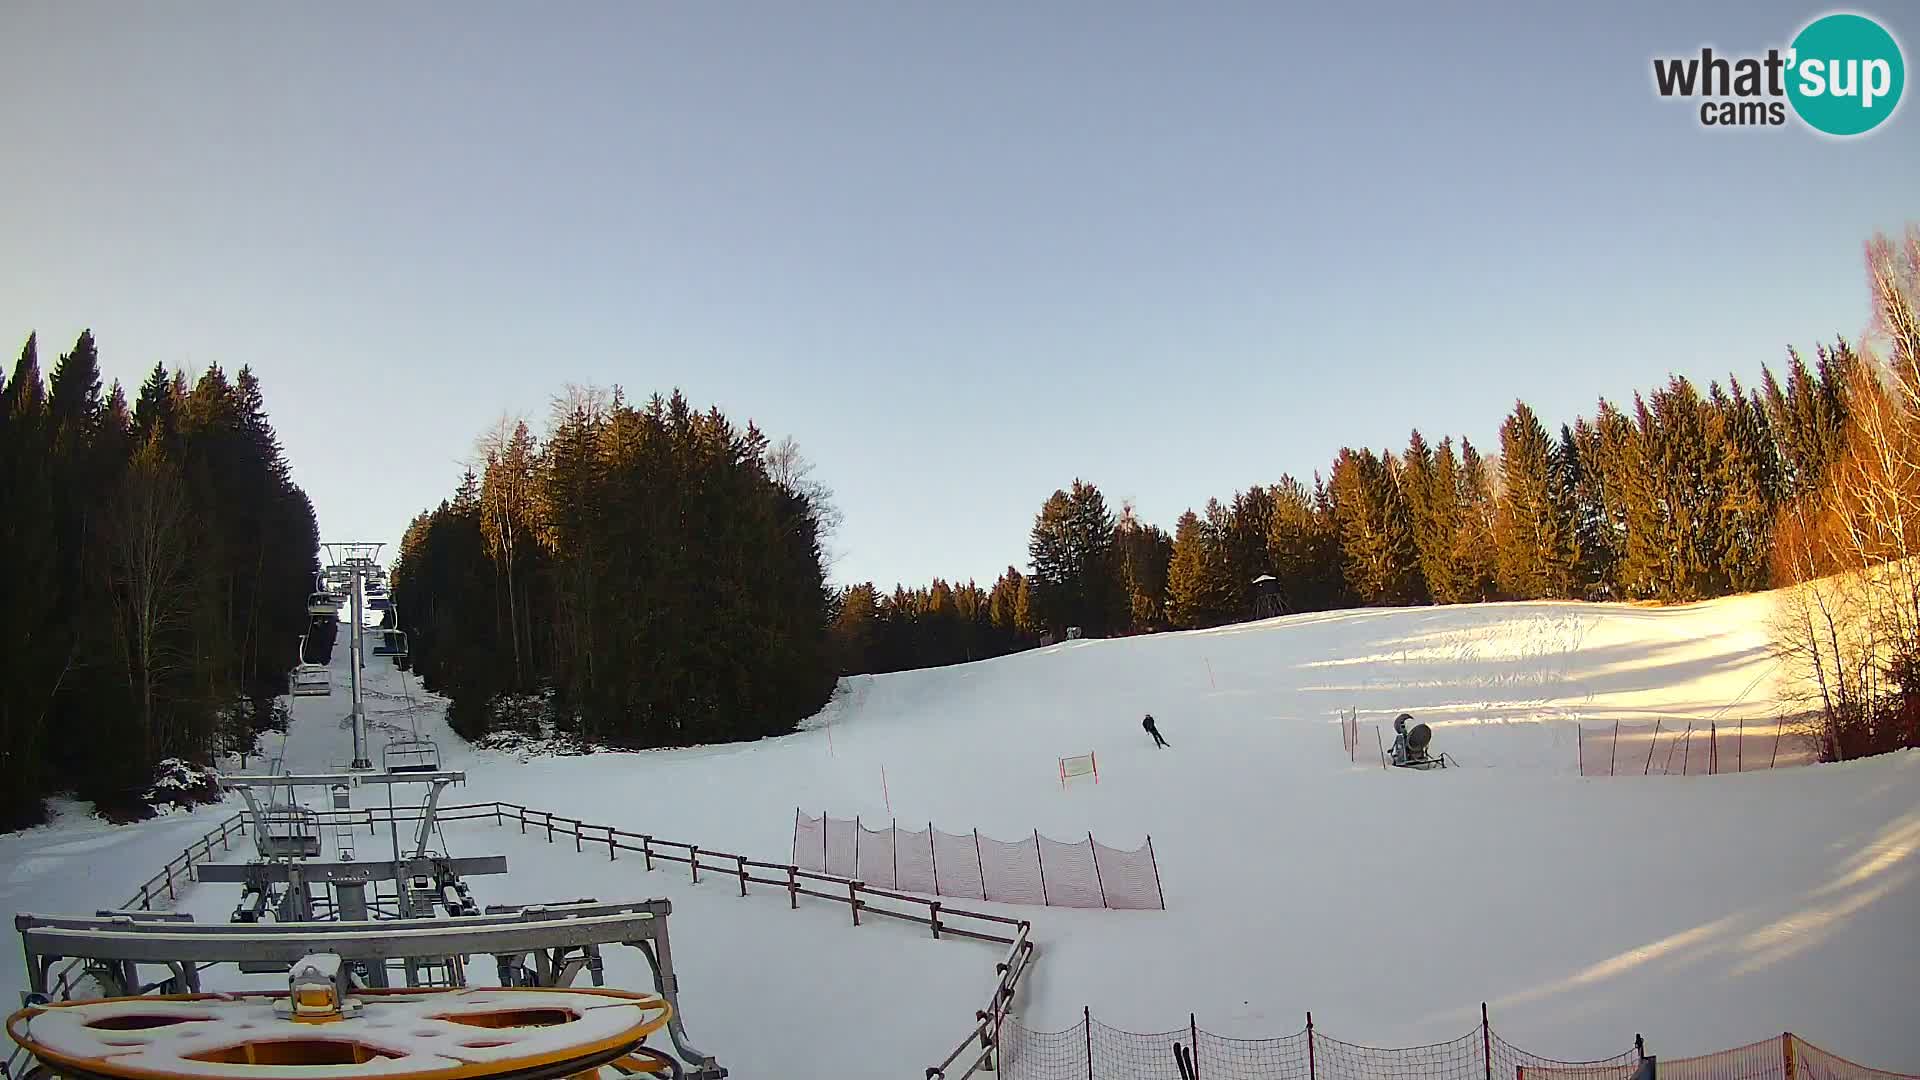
[3,591,1918,1077]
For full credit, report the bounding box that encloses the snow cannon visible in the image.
[5,983,681,1080]
[1406,722,1432,755]
[1389,714,1448,770]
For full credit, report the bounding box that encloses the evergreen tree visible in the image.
[1166,508,1236,628]
[1493,401,1578,599]
[1327,448,1421,605]
[1266,475,1344,611]
[1225,485,1278,618]
[1453,439,1498,601]
[1113,504,1172,632]
[1026,480,1120,636]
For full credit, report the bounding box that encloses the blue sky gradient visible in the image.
[2,2,1915,587]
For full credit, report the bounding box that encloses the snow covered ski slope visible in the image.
[4,590,1917,1075]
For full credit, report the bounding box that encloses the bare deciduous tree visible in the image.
[1771,227,1920,760]
[106,438,193,762]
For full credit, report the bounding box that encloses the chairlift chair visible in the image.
[291,665,331,697]
[372,629,409,658]
[290,636,331,696]
[384,738,442,773]
[257,804,323,859]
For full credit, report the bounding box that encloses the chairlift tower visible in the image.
[324,542,384,770]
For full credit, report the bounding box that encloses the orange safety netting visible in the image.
[792,811,1164,910]
[988,1015,1914,1080]
[1576,720,1818,776]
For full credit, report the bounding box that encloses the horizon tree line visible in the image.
[834,335,1864,671]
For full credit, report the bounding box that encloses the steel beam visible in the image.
[193,855,508,886]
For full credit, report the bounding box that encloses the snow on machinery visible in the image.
[9,903,723,1079]
[5,541,729,1079]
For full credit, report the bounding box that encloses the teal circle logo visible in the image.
[1787,13,1905,135]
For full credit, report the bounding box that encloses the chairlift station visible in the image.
[5,542,727,1080]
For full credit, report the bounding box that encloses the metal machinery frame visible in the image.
[15,899,724,1078]
[218,769,487,986]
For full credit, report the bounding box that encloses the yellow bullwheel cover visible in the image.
[6,986,672,1080]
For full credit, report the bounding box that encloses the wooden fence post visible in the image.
[690,845,700,884]
[573,820,582,853]
[1307,1011,1316,1080]
[642,835,653,871]
[1481,1003,1492,1080]
[544,813,554,844]
[608,828,617,861]
[849,881,861,926]
[1192,1013,1202,1078]
[1084,1005,1094,1080]
[1034,829,1049,905]
[929,901,942,940]
[788,866,798,909]
[737,855,748,897]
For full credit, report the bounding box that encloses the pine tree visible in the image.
[1027,480,1120,636]
[1493,401,1577,599]
[1404,431,1477,603]
[1266,476,1343,611]
[0,333,56,826]
[1113,503,1172,632]
[1327,448,1421,605]
[1453,439,1497,601]
[1166,509,1236,628]
[47,330,102,433]
[1225,486,1277,618]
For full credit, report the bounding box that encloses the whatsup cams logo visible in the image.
[1652,11,1905,135]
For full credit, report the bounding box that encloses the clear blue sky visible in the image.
[2,2,1914,589]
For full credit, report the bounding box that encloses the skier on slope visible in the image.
[1143,713,1170,749]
